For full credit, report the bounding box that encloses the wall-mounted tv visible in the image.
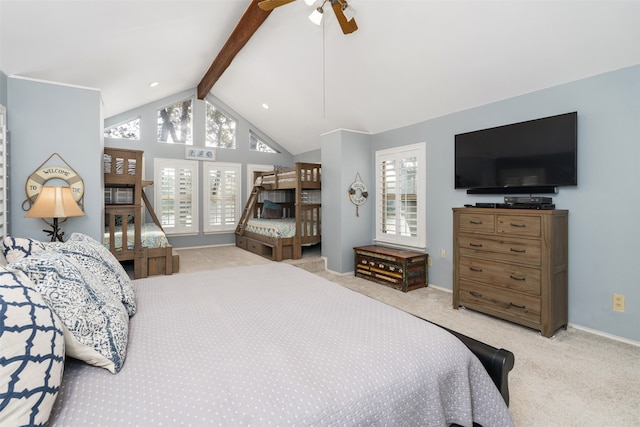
[455,112,577,194]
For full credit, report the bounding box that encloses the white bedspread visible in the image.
[48,263,513,426]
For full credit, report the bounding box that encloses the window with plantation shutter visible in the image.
[375,143,426,248]
[203,162,241,233]
[154,158,199,235]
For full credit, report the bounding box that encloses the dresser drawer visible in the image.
[497,215,541,237]
[459,280,540,325]
[458,234,541,266]
[458,212,496,233]
[459,256,541,295]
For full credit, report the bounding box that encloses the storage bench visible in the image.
[354,245,428,292]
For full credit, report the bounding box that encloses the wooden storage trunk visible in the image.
[354,245,428,292]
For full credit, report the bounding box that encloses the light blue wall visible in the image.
[369,65,640,341]
[0,71,7,106]
[7,77,104,241]
[7,64,637,341]
[294,148,321,163]
[104,89,294,248]
[321,130,373,273]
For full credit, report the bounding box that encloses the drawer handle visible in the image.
[510,248,526,253]
[510,222,526,228]
[470,267,483,273]
[509,302,526,309]
[469,243,483,248]
[470,291,483,298]
[470,220,483,225]
[510,274,526,281]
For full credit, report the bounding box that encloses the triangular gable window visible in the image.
[104,118,140,140]
[206,101,236,149]
[249,130,279,153]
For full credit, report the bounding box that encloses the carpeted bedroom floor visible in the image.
[171,245,640,427]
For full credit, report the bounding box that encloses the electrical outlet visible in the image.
[427,256,432,267]
[613,294,625,312]
[440,249,446,258]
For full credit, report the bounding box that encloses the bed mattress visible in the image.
[103,222,169,250]
[245,217,297,238]
[48,263,513,426]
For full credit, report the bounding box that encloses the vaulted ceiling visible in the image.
[1,1,638,155]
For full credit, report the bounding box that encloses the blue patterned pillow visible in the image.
[9,251,129,374]
[68,233,135,314]
[0,267,65,426]
[2,236,49,263]
[50,238,136,316]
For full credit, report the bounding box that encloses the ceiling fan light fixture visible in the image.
[308,7,324,25]
[304,0,316,5]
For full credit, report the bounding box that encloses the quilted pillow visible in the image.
[49,238,136,316]
[262,200,283,219]
[67,232,136,315]
[263,207,283,219]
[2,236,49,263]
[0,267,65,426]
[9,251,129,374]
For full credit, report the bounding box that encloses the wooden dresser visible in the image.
[452,208,568,337]
[354,245,428,292]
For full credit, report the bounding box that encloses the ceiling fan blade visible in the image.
[258,0,296,11]
[332,1,358,34]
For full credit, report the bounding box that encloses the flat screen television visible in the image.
[454,112,577,194]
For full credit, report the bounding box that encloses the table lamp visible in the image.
[25,186,85,242]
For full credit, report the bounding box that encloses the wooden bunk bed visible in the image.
[235,163,321,261]
[103,147,178,279]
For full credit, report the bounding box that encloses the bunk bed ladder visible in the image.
[236,185,260,235]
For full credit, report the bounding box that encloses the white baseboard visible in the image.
[568,323,640,347]
[174,243,235,250]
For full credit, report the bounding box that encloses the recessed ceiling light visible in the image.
[149,81,159,88]
[262,103,269,110]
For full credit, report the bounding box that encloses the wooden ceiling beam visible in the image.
[197,0,271,100]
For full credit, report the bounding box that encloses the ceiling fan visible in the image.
[258,0,358,34]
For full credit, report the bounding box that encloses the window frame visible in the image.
[374,142,426,249]
[202,162,242,233]
[104,116,141,140]
[157,98,194,145]
[249,130,279,153]
[205,100,237,149]
[153,158,199,236]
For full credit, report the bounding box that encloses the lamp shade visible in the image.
[25,186,85,219]
[309,7,323,25]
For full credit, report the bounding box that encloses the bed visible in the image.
[103,147,178,278]
[0,234,515,426]
[236,163,322,261]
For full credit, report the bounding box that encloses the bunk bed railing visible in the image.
[257,163,321,190]
[298,204,321,243]
[105,204,144,277]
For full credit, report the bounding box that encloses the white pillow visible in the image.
[9,251,129,374]
[0,266,65,426]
